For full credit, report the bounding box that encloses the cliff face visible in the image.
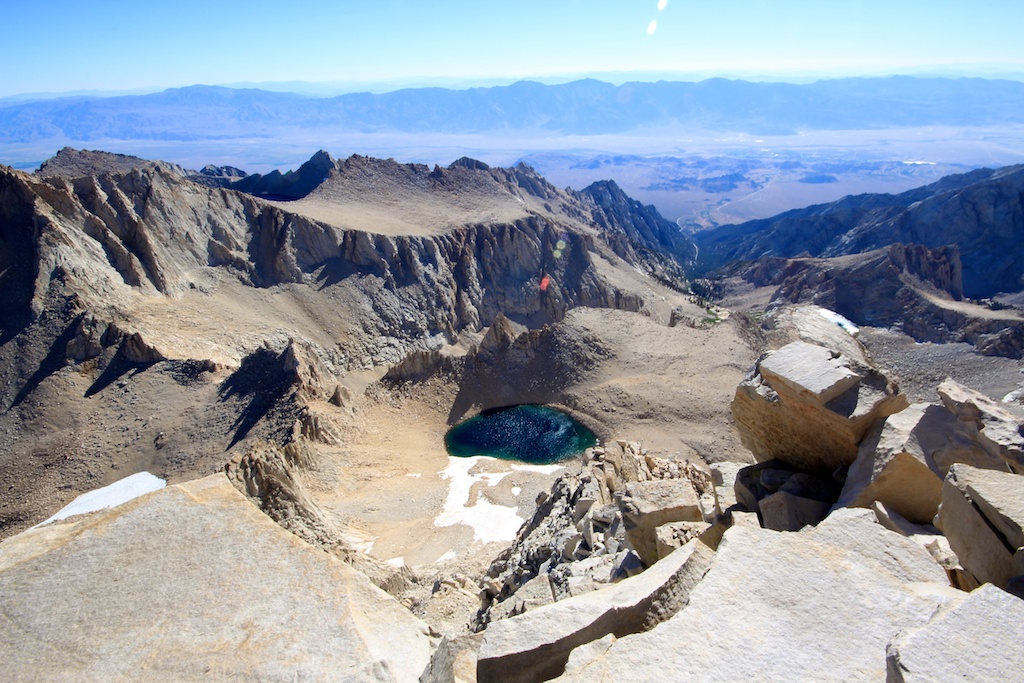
[1,156,674,346]
[0,152,689,537]
[696,164,1024,298]
[731,244,1024,357]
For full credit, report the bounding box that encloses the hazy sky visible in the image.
[3,0,1023,97]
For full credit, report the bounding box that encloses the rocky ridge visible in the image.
[3,146,1024,681]
[0,149,703,540]
[415,311,1024,680]
[695,163,1024,299]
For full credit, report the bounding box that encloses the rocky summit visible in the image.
[2,149,1024,681]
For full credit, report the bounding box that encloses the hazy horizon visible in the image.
[3,0,1023,99]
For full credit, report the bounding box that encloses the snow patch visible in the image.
[435,550,457,564]
[405,473,422,478]
[35,472,166,528]
[511,486,522,496]
[386,557,405,568]
[435,456,524,544]
[512,463,565,475]
[818,308,860,336]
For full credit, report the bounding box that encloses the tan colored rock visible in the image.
[616,478,703,567]
[478,538,716,683]
[710,460,745,513]
[759,339,862,401]
[936,378,1024,475]
[733,340,908,470]
[654,520,711,559]
[763,304,871,366]
[871,501,941,539]
[937,463,1024,589]
[555,510,957,682]
[421,634,483,683]
[836,404,948,524]
[886,584,1024,682]
[729,510,762,528]
[0,474,431,681]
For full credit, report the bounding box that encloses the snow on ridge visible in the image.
[34,472,166,528]
[819,308,860,336]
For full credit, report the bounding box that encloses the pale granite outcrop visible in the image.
[0,474,431,681]
[554,510,957,682]
[733,340,908,470]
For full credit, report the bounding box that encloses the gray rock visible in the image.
[758,489,831,531]
[937,463,1024,589]
[734,460,840,528]
[886,584,1024,682]
[478,538,716,683]
[555,510,956,682]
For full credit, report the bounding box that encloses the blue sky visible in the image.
[2,0,1023,97]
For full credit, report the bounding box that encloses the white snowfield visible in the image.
[435,456,564,544]
[35,472,166,528]
[819,308,860,336]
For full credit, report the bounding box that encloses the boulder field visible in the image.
[4,307,1024,681]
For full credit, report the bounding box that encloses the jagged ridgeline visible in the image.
[0,148,695,537]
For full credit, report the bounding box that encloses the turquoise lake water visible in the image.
[444,404,597,465]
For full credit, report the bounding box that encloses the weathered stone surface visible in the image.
[617,478,703,566]
[730,510,762,528]
[0,474,431,681]
[759,340,862,402]
[936,378,1024,475]
[654,520,711,559]
[734,460,840,529]
[710,460,745,513]
[937,463,1024,589]
[886,584,1024,682]
[761,304,870,365]
[555,510,956,682]
[837,404,948,524]
[477,442,674,630]
[758,489,831,531]
[478,538,716,683]
[421,633,483,683]
[733,340,908,470]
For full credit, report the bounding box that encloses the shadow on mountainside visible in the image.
[84,351,154,398]
[7,316,84,411]
[218,346,295,449]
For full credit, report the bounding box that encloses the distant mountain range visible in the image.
[3,77,1024,144]
[694,164,1024,299]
